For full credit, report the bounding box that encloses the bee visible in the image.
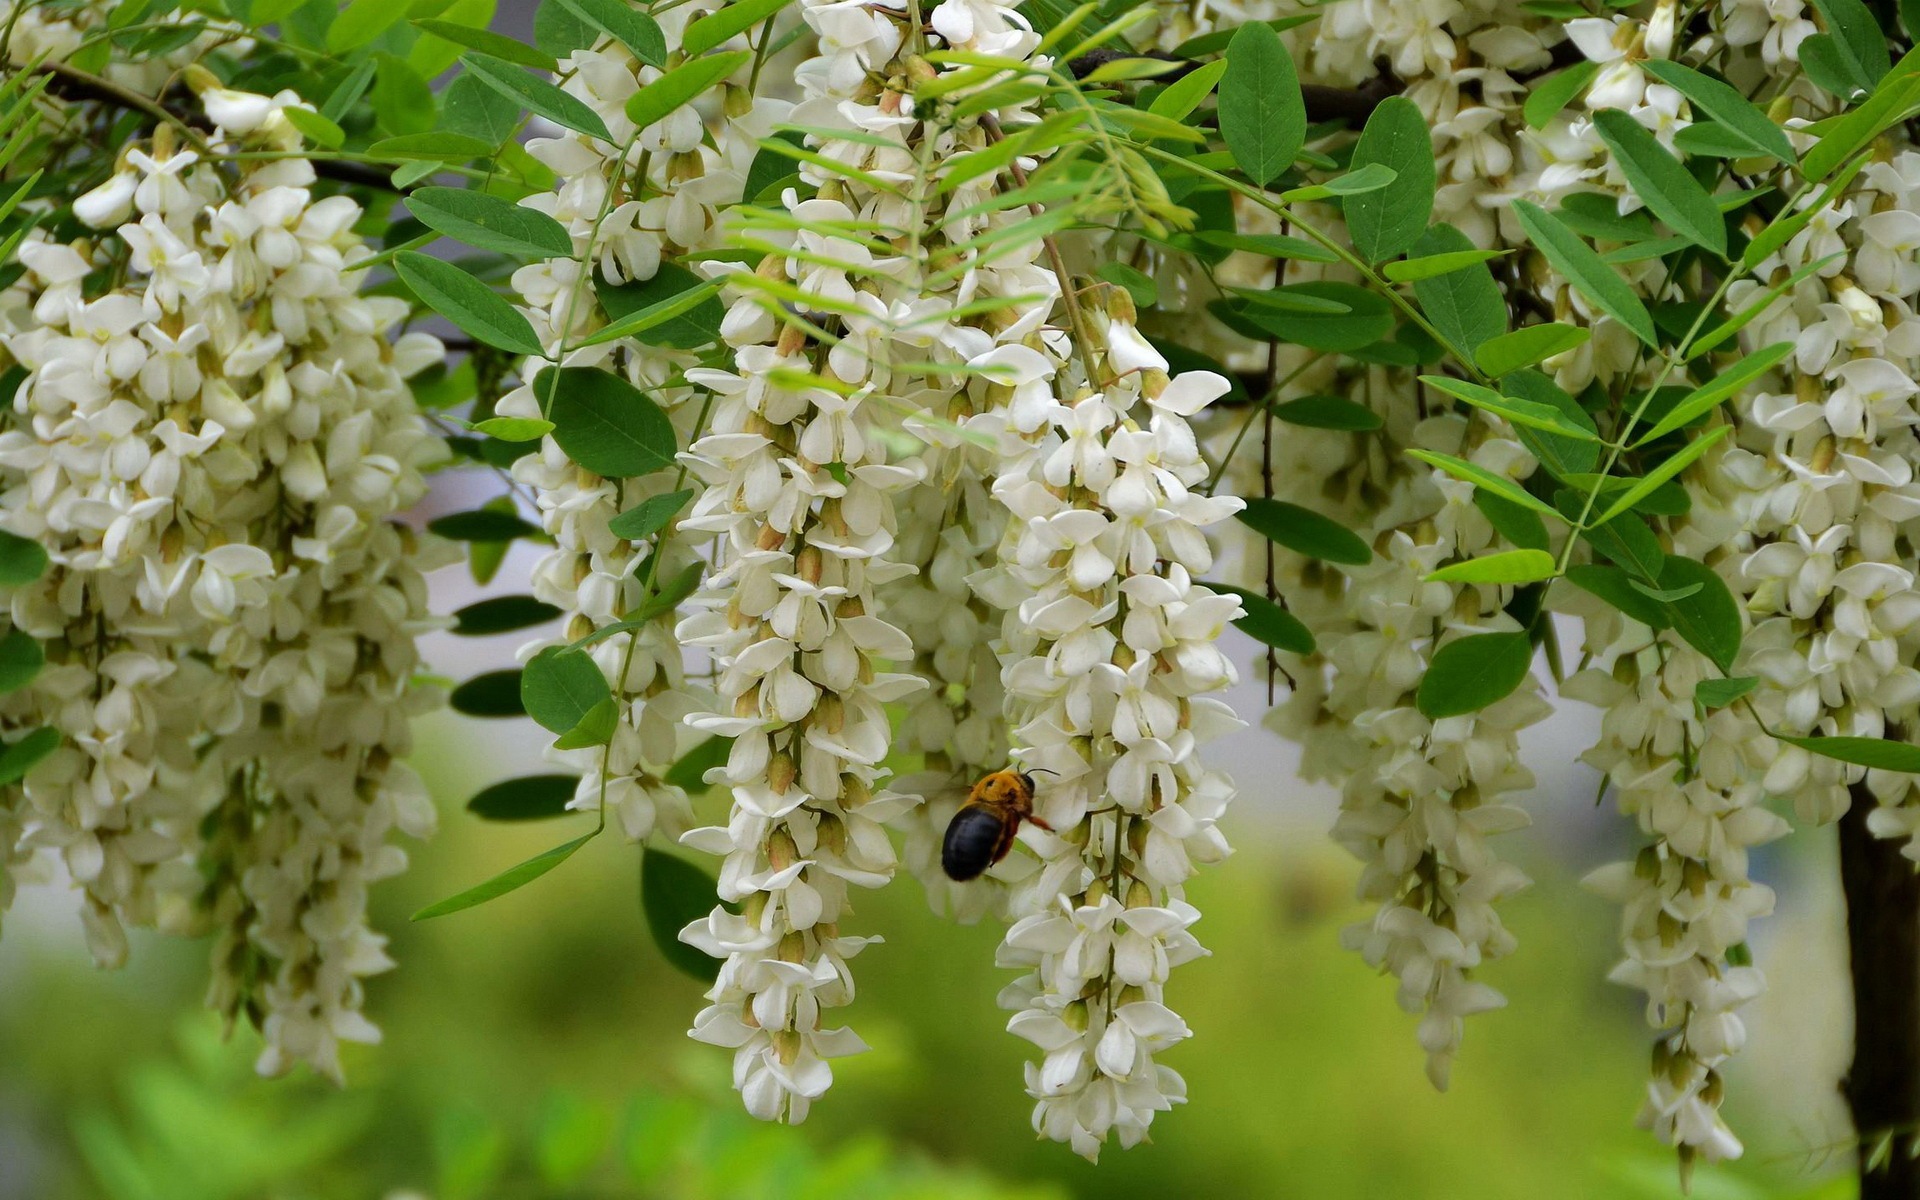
[941,768,1054,882]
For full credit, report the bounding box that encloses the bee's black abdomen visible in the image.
[942,805,1010,882]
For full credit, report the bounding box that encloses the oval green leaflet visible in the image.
[1218,21,1303,186]
[1425,549,1558,585]
[1416,632,1535,718]
[1236,498,1371,566]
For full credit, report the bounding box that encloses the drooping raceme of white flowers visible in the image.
[668,0,933,1123]
[501,0,772,849]
[0,84,449,1081]
[965,289,1244,1157]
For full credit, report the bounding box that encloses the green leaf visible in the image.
[1211,584,1314,654]
[468,774,579,820]
[0,627,42,693]
[1512,200,1658,348]
[1473,324,1591,378]
[1409,224,1507,356]
[413,832,597,920]
[463,53,612,141]
[537,368,677,478]
[684,0,790,56]
[1344,96,1434,263]
[1475,490,1550,553]
[1271,394,1381,431]
[1580,512,1665,582]
[1778,735,1920,773]
[328,0,405,52]
[1281,163,1397,202]
[1811,0,1891,91]
[450,670,527,717]
[665,736,731,792]
[472,417,554,442]
[1523,59,1598,129]
[413,19,556,69]
[642,848,723,980]
[1594,425,1731,526]
[1381,248,1508,282]
[521,647,613,736]
[1633,341,1792,446]
[1222,281,1392,351]
[1416,632,1534,718]
[0,530,48,585]
[1237,498,1371,566]
[429,509,540,541]
[453,595,562,636]
[0,726,58,785]
[406,186,572,259]
[1566,562,1672,629]
[1408,448,1563,520]
[1802,34,1868,98]
[439,71,525,147]
[1659,557,1741,672]
[608,489,695,541]
[370,132,498,161]
[1148,57,1228,121]
[1419,375,1600,441]
[372,52,434,137]
[1590,109,1727,257]
[1641,61,1796,163]
[1556,193,1657,243]
[552,0,666,65]
[1695,676,1758,709]
[1505,370,1599,479]
[1218,21,1303,186]
[281,106,345,149]
[553,696,618,749]
[1799,59,1920,184]
[396,251,546,357]
[626,51,750,129]
[1426,549,1557,585]
[594,264,724,349]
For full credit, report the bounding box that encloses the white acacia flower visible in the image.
[0,87,448,1081]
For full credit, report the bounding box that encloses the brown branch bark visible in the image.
[1841,776,1920,1200]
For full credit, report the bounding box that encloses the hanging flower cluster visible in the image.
[0,85,449,1080]
[667,0,934,1122]
[501,0,770,847]
[968,292,1244,1156]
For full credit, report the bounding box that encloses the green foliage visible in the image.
[1237,498,1372,566]
[521,648,614,737]
[1416,632,1535,718]
[467,774,580,821]
[535,368,678,478]
[1343,97,1434,263]
[1218,22,1302,186]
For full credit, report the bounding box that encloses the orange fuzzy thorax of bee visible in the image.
[965,770,1033,817]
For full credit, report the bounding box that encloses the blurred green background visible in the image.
[0,661,1872,1199]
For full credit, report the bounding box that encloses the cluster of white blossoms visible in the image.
[1563,593,1787,1167]
[667,0,936,1123]
[0,84,449,1081]
[967,290,1244,1157]
[1721,147,1920,846]
[502,1,773,846]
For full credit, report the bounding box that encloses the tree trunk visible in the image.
[1841,780,1920,1200]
